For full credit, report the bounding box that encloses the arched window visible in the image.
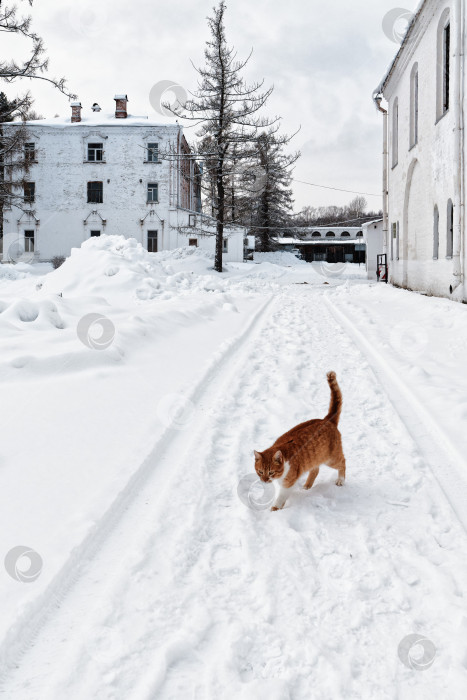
[433,205,439,259]
[437,9,451,120]
[341,232,350,237]
[392,97,399,167]
[446,199,453,257]
[356,231,363,237]
[326,232,335,238]
[410,63,419,147]
[311,231,321,237]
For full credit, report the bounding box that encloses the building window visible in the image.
[147,183,158,202]
[410,63,418,148]
[24,230,35,253]
[87,181,103,203]
[147,143,159,162]
[341,232,350,237]
[24,182,35,203]
[446,199,453,257]
[24,142,36,162]
[147,230,158,252]
[87,143,104,162]
[437,10,451,120]
[189,238,198,247]
[356,231,363,237]
[391,222,397,261]
[311,231,321,237]
[223,237,228,252]
[392,97,399,167]
[443,23,450,113]
[433,206,439,259]
[90,230,101,237]
[325,232,335,237]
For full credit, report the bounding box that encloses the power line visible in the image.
[293,179,381,198]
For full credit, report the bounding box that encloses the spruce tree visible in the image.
[164,1,276,271]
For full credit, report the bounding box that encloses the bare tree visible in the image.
[291,197,381,229]
[0,91,30,240]
[1,0,73,95]
[0,1,75,243]
[164,1,277,272]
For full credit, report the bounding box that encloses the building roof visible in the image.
[277,238,364,246]
[376,0,426,95]
[362,219,383,228]
[4,111,174,129]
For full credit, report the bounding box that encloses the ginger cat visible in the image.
[254,372,345,511]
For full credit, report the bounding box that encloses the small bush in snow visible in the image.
[52,255,66,269]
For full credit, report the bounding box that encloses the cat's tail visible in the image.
[325,371,342,425]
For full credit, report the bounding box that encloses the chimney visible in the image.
[71,101,82,123]
[114,94,128,119]
[92,103,102,112]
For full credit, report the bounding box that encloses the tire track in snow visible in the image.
[324,294,467,534]
[2,288,467,700]
[0,294,275,682]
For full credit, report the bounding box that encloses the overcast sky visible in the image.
[4,0,420,212]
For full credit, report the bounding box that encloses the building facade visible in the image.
[362,219,384,279]
[375,0,466,301]
[1,96,245,263]
[277,227,366,263]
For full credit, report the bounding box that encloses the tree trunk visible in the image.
[215,168,224,272]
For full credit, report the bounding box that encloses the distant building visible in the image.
[375,0,466,301]
[276,227,366,263]
[1,95,245,263]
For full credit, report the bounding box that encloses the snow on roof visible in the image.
[277,238,365,246]
[362,219,384,228]
[5,112,175,128]
[278,226,362,233]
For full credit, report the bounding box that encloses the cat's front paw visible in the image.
[271,505,282,511]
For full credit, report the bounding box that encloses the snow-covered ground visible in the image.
[0,240,466,699]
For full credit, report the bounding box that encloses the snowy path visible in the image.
[1,285,467,699]
[324,294,467,533]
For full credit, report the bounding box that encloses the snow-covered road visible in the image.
[1,250,466,699]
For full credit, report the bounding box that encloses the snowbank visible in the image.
[1,237,467,699]
[254,250,306,265]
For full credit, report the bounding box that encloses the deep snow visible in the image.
[0,239,466,700]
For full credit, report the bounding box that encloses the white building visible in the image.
[277,227,366,263]
[374,0,466,301]
[1,96,245,263]
[362,219,384,279]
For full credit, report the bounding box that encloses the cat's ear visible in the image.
[273,450,283,464]
[254,450,262,461]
